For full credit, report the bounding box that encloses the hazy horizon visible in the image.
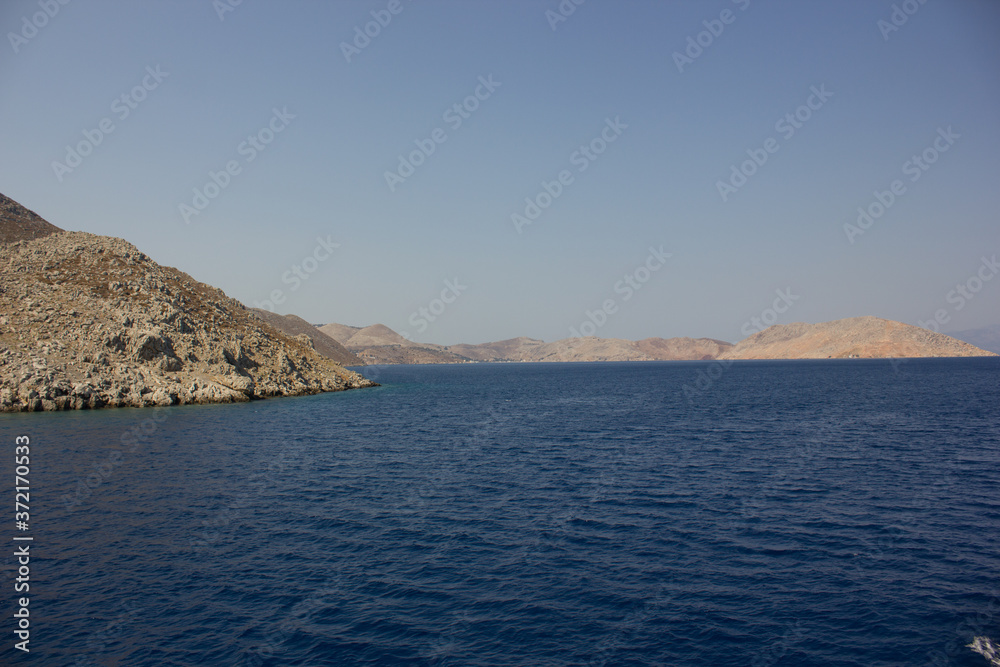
[3,0,999,345]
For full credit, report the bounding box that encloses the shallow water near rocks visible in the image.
[2,359,998,665]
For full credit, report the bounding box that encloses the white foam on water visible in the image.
[968,636,1000,666]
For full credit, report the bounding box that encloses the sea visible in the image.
[2,359,998,666]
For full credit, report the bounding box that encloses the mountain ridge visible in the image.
[250,310,363,367]
[317,317,996,364]
[317,321,740,363]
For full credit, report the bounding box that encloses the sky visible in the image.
[1,0,998,345]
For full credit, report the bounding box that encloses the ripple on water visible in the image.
[5,359,999,665]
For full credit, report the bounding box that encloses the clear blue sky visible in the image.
[2,0,998,344]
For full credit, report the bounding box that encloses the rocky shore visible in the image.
[1,229,375,412]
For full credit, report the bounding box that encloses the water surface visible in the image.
[2,359,998,665]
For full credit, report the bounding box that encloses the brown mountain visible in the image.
[319,322,736,364]
[635,337,733,361]
[529,337,653,362]
[317,322,362,345]
[446,335,733,363]
[0,192,62,243]
[353,345,471,365]
[344,323,414,349]
[250,310,363,366]
[315,322,469,364]
[446,337,547,362]
[320,317,997,365]
[719,316,997,359]
[0,192,375,412]
[315,323,463,364]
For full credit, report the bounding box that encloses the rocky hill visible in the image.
[343,323,412,348]
[527,337,654,362]
[0,192,62,243]
[250,309,363,366]
[352,345,471,365]
[318,322,363,346]
[318,322,735,364]
[719,316,997,359]
[473,335,732,362]
[318,322,466,365]
[318,317,996,365]
[634,336,732,361]
[446,337,547,362]
[0,199,376,412]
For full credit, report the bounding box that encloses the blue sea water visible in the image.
[2,359,999,666]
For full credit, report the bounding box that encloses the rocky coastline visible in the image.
[1,228,375,413]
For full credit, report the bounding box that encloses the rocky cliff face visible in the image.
[0,230,376,412]
[719,316,997,359]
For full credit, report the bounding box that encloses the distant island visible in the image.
[718,317,996,359]
[0,191,994,413]
[309,318,995,365]
[313,322,733,364]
